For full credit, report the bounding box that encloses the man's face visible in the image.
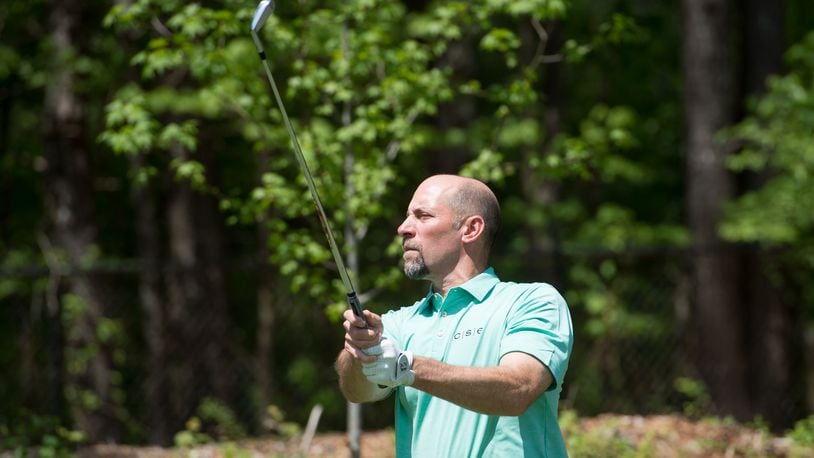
[397,179,462,281]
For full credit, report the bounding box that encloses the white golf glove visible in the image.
[362,339,415,387]
[362,343,382,357]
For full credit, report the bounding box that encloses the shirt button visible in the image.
[436,330,444,338]
[440,312,447,318]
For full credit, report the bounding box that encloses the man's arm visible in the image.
[335,349,392,403]
[335,309,392,403]
[411,352,553,416]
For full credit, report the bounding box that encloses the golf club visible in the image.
[251,0,368,326]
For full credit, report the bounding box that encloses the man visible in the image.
[336,174,573,457]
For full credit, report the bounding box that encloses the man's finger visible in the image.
[343,309,367,328]
[363,310,383,329]
[345,323,380,342]
[344,341,378,363]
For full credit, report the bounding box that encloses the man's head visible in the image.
[397,175,501,284]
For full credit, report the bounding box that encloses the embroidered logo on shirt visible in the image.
[453,327,484,340]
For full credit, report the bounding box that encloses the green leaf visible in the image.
[480,28,520,53]
[158,121,198,150]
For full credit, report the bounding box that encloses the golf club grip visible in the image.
[347,291,368,325]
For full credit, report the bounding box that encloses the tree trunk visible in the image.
[130,152,172,444]
[254,149,277,428]
[432,40,477,173]
[340,32,363,451]
[0,83,11,243]
[165,140,241,430]
[740,0,803,428]
[520,19,565,287]
[42,0,121,441]
[165,143,197,427]
[682,0,749,420]
[742,0,785,99]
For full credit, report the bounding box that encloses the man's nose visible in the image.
[397,218,414,237]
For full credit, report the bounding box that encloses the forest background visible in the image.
[2,0,814,452]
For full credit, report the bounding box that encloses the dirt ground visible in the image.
[76,431,393,458]
[74,415,805,458]
[574,414,795,457]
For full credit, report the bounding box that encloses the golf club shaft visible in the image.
[255,46,367,324]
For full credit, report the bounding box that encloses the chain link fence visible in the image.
[1,247,810,445]
[563,254,689,415]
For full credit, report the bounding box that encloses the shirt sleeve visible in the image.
[499,283,574,390]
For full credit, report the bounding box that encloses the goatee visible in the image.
[404,252,429,280]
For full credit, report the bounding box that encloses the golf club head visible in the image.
[251,0,275,33]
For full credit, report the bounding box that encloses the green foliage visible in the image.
[563,13,645,63]
[264,405,302,438]
[570,204,688,253]
[560,410,637,457]
[545,105,642,180]
[483,0,568,18]
[480,28,521,68]
[674,377,712,419]
[98,0,590,325]
[0,251,42,301]
[787,416,814,458]
[4,0,809,441]
[789,415,814,448]
[0,45,21,80]
[103,0,452,314]
[98,86,158,156]
[722,31,814,245]
[0,413,86,457]
[173,399,246,448]
[173,417,213,448]
[569,260,668,339]
[219,442,254,458]
[718,31,814,346]
[173,412,252,458]
[460,148,515,184]
[108,0,696,434]
[60,293,135,437]
[196,398,247,441]
[559,410,814,458]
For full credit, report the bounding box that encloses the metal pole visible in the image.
[341,8,362,456]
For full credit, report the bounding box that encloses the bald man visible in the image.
[336,175,573,457]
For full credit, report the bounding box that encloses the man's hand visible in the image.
[342,309,383,363]
[337,309,393,403]
[362,339,415,387]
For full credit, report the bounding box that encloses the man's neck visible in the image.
[432,265,485,297]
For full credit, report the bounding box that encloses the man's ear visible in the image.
[460,215,485,244]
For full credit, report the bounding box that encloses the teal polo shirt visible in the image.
[380,268,573,457]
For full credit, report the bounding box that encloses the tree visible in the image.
[737,0,802,429]
[2,0,811,445]
[102,1,252,436]
[723,31,814,422]
[40,0,130,441]
[681,0,749,420]
[101,0,584,443]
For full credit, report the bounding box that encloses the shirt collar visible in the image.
[419,267,500,312]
